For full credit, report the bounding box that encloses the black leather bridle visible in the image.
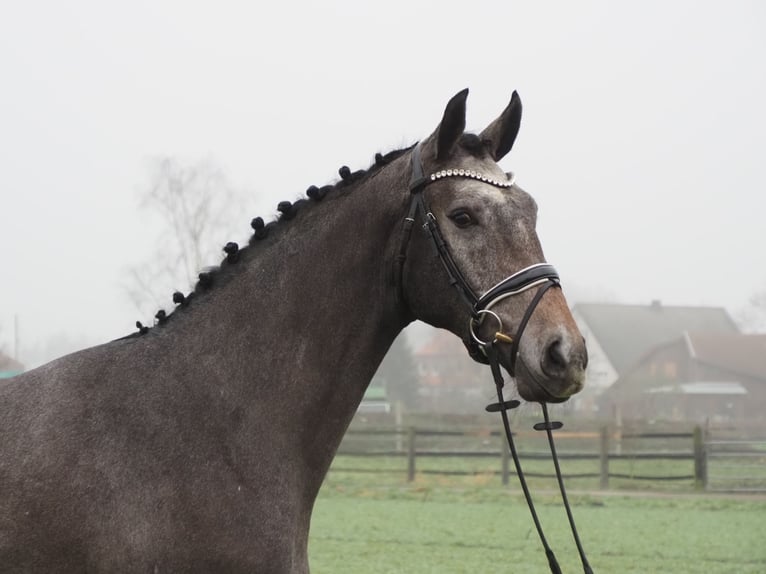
[397,143,562,370]
[395,143,594,574]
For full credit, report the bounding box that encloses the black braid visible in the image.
[223,241,240,263]
[198,271,214,290]
[251,217,268,240]
[337,167,365,188]
[277,201,296,220]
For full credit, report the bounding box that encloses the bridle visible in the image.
[395,143,594,574]
[396,144,562,367]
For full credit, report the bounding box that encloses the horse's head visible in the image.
[400,89,587,403]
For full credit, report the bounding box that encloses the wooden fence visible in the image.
[705,437,766,493]
[331,425,727,490]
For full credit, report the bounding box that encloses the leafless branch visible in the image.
[125,157,253,318]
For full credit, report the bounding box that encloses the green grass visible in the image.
[308,486,766,573]
[315,428,766,570]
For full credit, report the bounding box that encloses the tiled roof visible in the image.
[413,329,463,357]
[688,332,766,381]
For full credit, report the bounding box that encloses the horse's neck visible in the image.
[158,167,411,479]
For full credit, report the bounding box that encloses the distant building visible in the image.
[0,351,24,379]
[406,302,747,417]
[413,329,490,413]
[572,301,739,414]
[357,383,391,414]
[598,332,766,423]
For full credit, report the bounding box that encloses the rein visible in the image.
[398,143,594,573]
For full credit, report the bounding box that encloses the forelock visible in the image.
[458,133,490,158]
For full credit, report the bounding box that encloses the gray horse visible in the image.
[0,90,587,573]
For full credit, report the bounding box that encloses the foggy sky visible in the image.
[1,1,765,366]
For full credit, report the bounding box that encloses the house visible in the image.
[408,302,744,416]
[0,351,24,379]
[598,332,766,423]
[572,301,739,414]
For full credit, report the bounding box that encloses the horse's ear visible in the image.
[480,91,522,162]
[435,88,469,160]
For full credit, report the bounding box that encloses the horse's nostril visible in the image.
[543,338,568,375]
[548,341,567,369]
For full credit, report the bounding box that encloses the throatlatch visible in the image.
[400,143,594,573]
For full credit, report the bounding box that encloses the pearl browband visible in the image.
[429,168,516,189]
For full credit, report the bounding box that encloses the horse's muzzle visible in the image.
[506,337,587,403]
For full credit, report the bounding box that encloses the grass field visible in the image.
[308,485,766,573]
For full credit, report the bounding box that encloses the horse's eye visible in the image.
[448,209,474,228]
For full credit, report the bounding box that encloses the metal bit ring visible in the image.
[469,309,504,347]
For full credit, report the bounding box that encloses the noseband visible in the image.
[395,143,594,574]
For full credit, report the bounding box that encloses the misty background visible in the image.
[1,0,765,368]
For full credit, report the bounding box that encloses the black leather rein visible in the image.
[395,143,594,574]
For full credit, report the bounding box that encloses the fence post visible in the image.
[600,425,609,490]
[395,402,403,453]
[693,425,707,490]
[407,426,416,482]
[500,434,510,486]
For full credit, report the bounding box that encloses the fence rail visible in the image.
[705,437,766,493]
[329,425,766,491]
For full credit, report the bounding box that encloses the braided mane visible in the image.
[123,145,414,339]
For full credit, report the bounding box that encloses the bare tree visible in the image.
[125,157,252,319]
[374,333,420,410]
[737,288,766,333]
